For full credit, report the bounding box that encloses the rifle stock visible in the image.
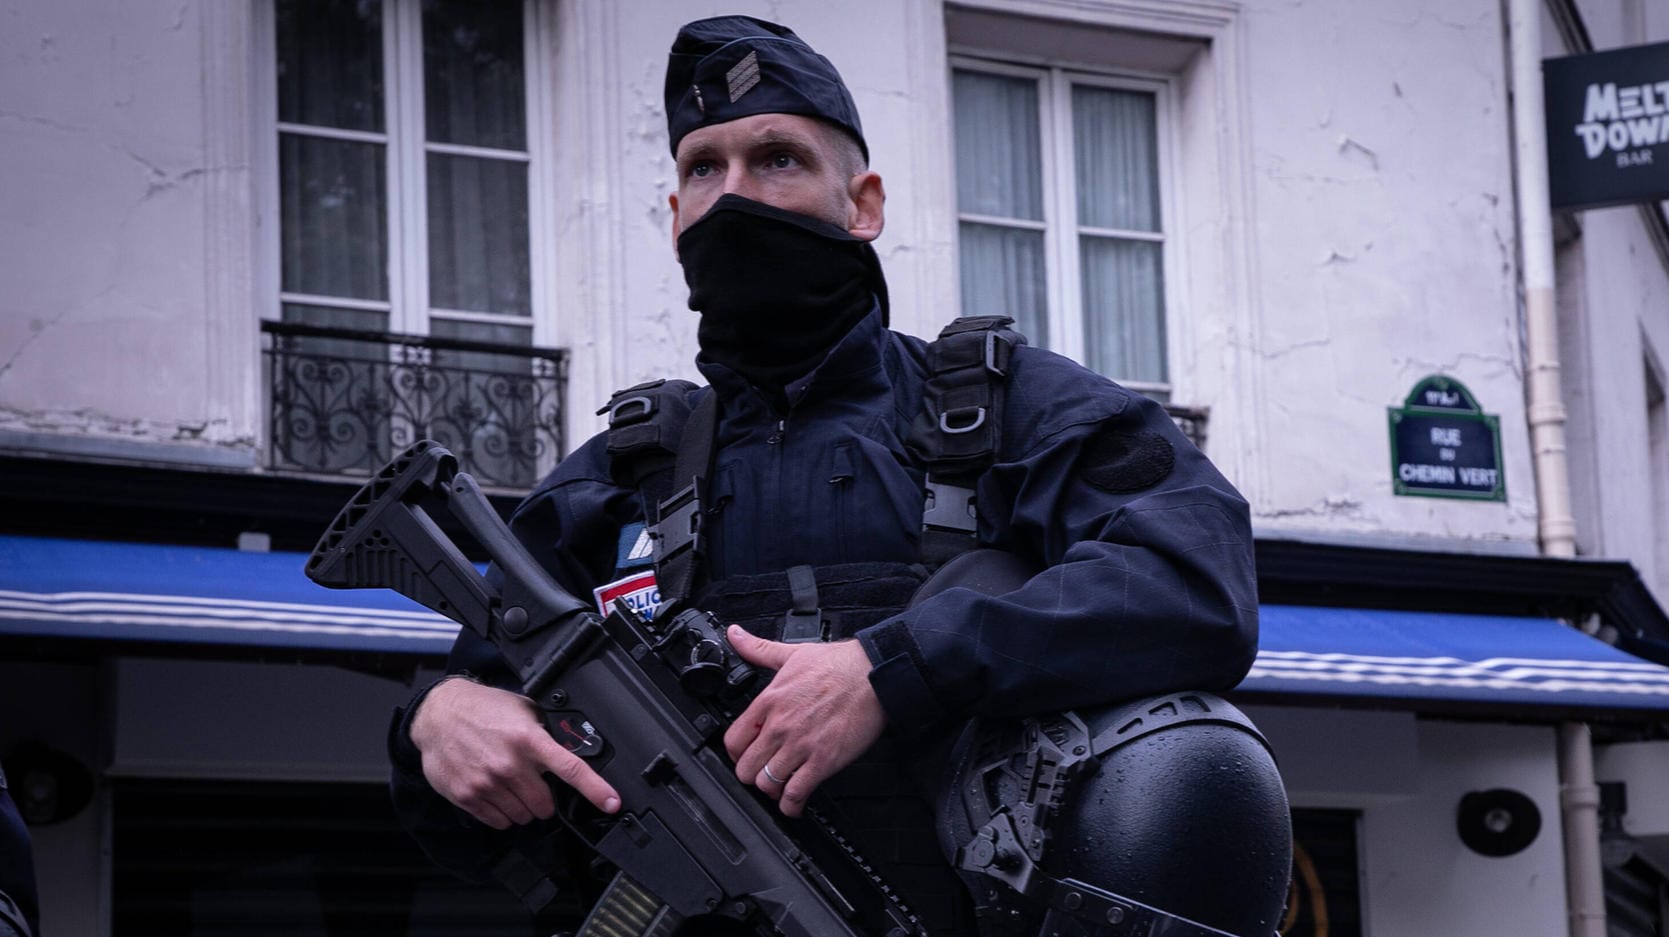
[307,441,923,937]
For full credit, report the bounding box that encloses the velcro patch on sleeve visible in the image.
[1080,428,1175,493]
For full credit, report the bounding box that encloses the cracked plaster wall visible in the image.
[0,0,254,460]
[1238,0,1537,548]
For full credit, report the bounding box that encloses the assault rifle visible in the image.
[306,441,924,937]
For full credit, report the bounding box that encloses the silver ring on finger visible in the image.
[763,763,791,785]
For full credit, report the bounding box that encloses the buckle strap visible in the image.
[600,378,698,491]
[650,389,719,609]
[780,564,827,643]
[905,316,1027,569]
[927,325,1017,378]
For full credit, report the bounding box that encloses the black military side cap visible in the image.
[664,15,868,161]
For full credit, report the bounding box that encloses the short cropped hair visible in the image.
[819,121,868,181]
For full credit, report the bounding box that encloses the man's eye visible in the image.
[767,152,798,169]
[688,161,714,178]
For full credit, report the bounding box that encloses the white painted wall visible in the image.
[1233,0,1538,548]
[1360,720,1567,937]
[0,0,259,465]
[1253,706,1570,937]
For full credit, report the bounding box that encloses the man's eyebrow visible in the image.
[750,128,816,149]
[676,141,718,168]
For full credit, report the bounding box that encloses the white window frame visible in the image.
[950,53,1180,397]
[253,0,557,345]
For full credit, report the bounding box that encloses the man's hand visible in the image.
[723,626,885,818]
[409,677,620,829]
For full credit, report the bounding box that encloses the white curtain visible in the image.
[277,0,387,307]
[426,154,530,316]
[953,69,1049,344]
[423,0,531,317]
[1073,85,1165,385]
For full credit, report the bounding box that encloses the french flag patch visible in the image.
[594,570,661,620]
[616,521,655,570]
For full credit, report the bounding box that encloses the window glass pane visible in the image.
[1073,85,1160,232]
[1080,236,1165,383]
[427,153,531,315]
[280,134,388,301]
[423,0,526,150]
[430,317,531,368]
[428,319,545,487]
[952,70,1044,221]
[276,0,384,132]
[959,221,1048,346]
[280,303,387,333]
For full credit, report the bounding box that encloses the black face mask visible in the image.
[678,194,887,400]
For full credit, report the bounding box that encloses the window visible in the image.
[275,0,534,332]
[113,779,554,935]
[951,59,1171,396]
[1286,808,1364,937]
[265,0,562,486]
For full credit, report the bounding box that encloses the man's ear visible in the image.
[846,171,885,242]
[668,192,682,258]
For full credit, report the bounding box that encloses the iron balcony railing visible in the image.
[1166,404,1208,452]
[262,320,568,489]
[263,319,1205,487]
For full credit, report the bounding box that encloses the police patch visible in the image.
[594,570,661,620]
[616,521,655,570]
[1080,428,1175,493]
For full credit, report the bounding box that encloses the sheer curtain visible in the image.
[422,0,534,482]
[422,0,530,318]
[277,0,388,313]
[953,69,1049,345]
[1073,85,1165,386]
[274,0,391,473]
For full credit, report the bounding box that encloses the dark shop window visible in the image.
[1283,808,1364,937]
[112,779,545,937]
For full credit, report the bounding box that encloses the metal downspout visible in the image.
[1506,1,1603,935]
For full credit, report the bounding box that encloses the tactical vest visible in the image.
[595,316,1024,935]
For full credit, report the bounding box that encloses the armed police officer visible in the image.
[389,14,1273,936]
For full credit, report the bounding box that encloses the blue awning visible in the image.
[1238,604,1669,716]
[0,535,458,656]
[5,536,1669,717]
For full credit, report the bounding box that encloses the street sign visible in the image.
[1387,376,1505,501]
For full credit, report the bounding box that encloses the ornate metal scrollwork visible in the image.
[264,321,567,488]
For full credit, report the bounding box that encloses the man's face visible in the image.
[669,113,875,242]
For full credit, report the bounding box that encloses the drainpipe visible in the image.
[1506,1,1604,936]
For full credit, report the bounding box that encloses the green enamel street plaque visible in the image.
[1387,376,1505,501]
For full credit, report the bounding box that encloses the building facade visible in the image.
[4,0,1669,934]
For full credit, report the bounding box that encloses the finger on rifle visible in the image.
[727,624,793,669]
[724,700,766,767]
[777,758,822,818]
[467,799,519,831]
[536,734,621,814]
